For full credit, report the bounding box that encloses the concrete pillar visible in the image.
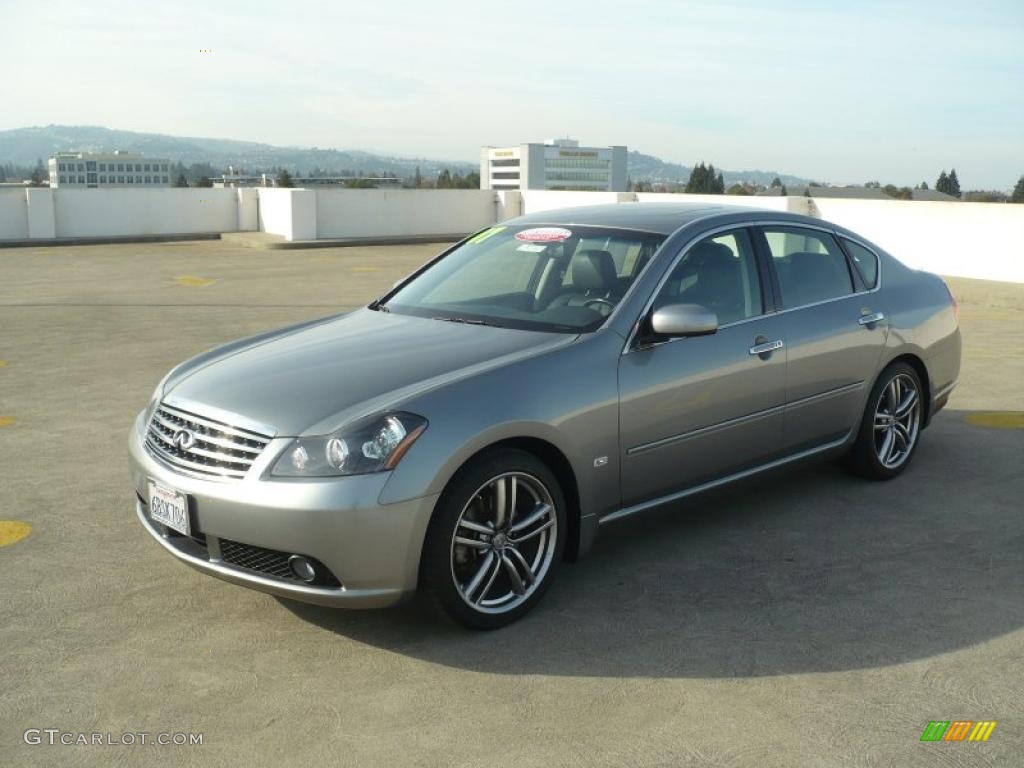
[289,189,316,241]
[495,190,523,221]
[26,188,56,239]
[236,188,258,231]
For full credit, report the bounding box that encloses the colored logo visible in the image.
[920,721,996,742]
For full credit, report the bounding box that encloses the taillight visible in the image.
[944,281,960,324]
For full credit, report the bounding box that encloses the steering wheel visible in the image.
[583,298,616,313]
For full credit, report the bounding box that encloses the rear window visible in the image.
[841,239,880,289]
[762,226,854,309]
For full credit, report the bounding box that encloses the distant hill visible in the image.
[0,125,477,177]
[0,125,814,185]
[627,150,811,187]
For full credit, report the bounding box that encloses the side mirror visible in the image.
[650,303,718,337]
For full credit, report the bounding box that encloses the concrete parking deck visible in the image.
[1,240,1022,767]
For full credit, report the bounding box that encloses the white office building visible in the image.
[49,151,173,188]
[480,139,627,192]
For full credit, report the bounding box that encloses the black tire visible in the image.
[419,448,566,630]
[843,361,925,480]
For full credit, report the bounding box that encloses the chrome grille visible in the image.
[145,402,272,480]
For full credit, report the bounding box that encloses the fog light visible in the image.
[288,555,317,583]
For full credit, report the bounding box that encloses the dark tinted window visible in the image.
[762,227,853,308]
[654,229,763,326]
[842,239,879,289]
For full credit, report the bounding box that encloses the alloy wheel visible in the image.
[450,472,558,614]
[873,373,921,469]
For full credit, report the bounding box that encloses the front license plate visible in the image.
[148,481,190,536]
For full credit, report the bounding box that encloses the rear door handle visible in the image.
[749,339,784,356]
[858,312,885,326]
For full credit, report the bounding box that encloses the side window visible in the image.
[654,229,763,326]
[762,227,853,309]
[841,239,879,289]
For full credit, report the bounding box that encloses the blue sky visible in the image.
[2,0,1021,188]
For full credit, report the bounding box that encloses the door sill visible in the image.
[600,432,851,525]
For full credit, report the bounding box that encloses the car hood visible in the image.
[164,308,575,436]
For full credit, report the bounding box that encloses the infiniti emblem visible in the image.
[173,429,195,451]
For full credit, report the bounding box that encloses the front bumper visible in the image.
[128,411,439,608]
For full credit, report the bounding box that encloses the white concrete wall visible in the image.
[636,192,794,213]
[516,190,629,214]
[1,186,1021,284]
[809,198,1024,283]
[0,189,29,239]
[53,188,238,237]
[315,189,495,239]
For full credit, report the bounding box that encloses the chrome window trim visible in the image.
[623,219,886,355]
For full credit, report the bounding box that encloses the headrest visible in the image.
[571,249,617,292]
[688,241,734,268]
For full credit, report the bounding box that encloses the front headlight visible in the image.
[271,412,428,478]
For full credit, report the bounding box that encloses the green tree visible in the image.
[173,174,189,187]
[726,183,751,195]
[770,176,782,188]
[30,158,45,186]
[414,165,422,188]
[436,169,452,189]
[276,169,294,188]
[918,181,929,190]
[1011,176,1024,203]
[685,162,724,194]
[948,169,961,198]
[936,170,949,195]
[196,176,213,188]
[780,184,788,196]
[465,171,480,189]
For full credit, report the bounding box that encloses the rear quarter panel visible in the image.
[875,253,961,410]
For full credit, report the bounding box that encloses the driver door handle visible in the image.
[858,312,885,326]
[749,339,784,356]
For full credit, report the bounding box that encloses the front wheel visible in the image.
[844,362,924,480]
[419,449,565,629]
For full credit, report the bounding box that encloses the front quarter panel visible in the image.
[378,329,624,520]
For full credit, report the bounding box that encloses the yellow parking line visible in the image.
[0,416,14,428]
[0,520,32,548]
[0,359,7,367]
[175,275,216,287]
[965,412,1024,430]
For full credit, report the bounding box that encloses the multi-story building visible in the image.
[480,138,627,192]
[48,151,173,188]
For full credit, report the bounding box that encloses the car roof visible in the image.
[507,202,786,236]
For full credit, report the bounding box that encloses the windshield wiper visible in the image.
[369,299,389,312]
[432,316,493,326]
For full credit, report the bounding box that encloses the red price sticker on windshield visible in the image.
[515,227,572,243]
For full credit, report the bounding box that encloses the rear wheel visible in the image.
[419,449,565,629]
[844,362,923,479]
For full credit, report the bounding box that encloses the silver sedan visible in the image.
[129,203,961,628]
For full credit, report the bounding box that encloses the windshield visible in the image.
[376,224,665,332]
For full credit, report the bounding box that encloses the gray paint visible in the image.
[129,202,962,608]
